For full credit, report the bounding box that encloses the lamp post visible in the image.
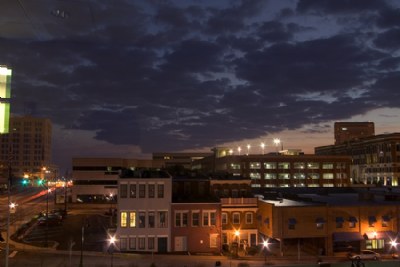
[246,144,251,155]
[263,240,269,266]
[390,240,398,259]
[237,146,241,156]
[273,138,281,152]
[109,236,116,267]
[234,230,240,258]
[260,142,265,155]
[79,220,85,267]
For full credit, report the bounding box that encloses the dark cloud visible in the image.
[297,0,385,14]
[376,7,400,28]
[0,0,399,169]
[373,28,400,50]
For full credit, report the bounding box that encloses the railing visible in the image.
[220,197,258,205]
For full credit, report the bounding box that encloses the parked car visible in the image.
[37,216,62,226]
[349,250,380,261]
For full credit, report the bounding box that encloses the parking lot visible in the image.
[19,207,112,252]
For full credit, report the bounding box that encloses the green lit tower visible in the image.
[0,66,11,134]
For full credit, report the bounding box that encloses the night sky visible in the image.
[0,0,400,172]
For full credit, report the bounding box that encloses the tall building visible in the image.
[0,66,12,134]
[316,133,400,186]
[334,122,375,145]
[0,115,53,185]
[193,148,351,188]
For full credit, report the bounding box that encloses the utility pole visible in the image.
[5,162,11,267]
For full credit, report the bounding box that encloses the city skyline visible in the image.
[0,1,400,171]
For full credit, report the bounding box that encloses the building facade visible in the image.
[315,133,400,186]
[116,169,172,253]
[0,115,53,186]
[257,188,400,257]
[334,122,375,145]
[71,157,163,202]
[194,151,351,188]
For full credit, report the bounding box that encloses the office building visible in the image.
[71,157,164,202]
[334,122,375,145]
[193,148,351,188]
[316,133,400,186]
[0,115,53,186]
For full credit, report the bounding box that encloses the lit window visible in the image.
[120,212,127,227]
[129,212,136,227]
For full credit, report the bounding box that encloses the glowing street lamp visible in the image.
[228,149,233,155]
[260,142,265,155]
[263,239,269,265]
[246,144,251,155]
[273,138,281,152]
[237,146,241,156]
[109,236,116,267]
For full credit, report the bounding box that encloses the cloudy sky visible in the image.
[1,0,400,171]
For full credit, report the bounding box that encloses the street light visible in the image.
[263,239,269,266]
[273,138,281,152]
[260,142,265,155]
[237,146,241,156]
[109,236,116,267]
[390,240,398,259]
[246,144,251,155]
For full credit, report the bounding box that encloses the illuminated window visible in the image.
[322,163,334,169]
[323,173,334,179]
[264,162,276,169]
[278,173,290,179]
[250,162,261,169]
[121,212,127,227]
[264,173,276,180]
[307,162,319,169]
[294,162,305,169]
[278,162,290,169]
[210,234,218,248]
[129,212,136,227]
[250,173,261,179]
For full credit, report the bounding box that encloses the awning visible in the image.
[368,216,377,223]
[336,217,344,223]
[366,231,397,240]
[348,216,358,222]
[333,232,363,242]
[315,217,326,223]
[288,218,297,225]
